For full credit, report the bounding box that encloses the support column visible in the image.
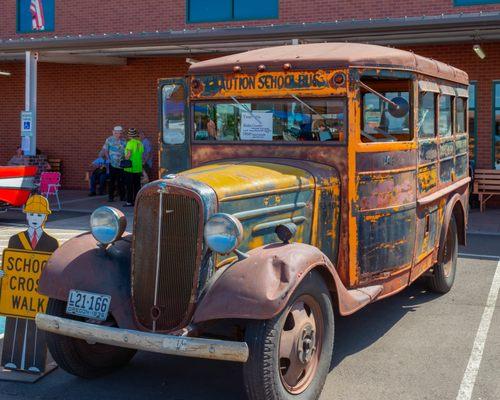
[24,51,38,156]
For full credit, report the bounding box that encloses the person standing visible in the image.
[102,126,126,202]
[123,128,144,207]
[140,130,153,182]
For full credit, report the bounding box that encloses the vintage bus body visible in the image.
[159,43,469,296]
[37,43,469,400]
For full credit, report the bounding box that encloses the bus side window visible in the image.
[438,95,453,137]
[455,97,467,134]
[418,91,437,138]
[360,79,412,143]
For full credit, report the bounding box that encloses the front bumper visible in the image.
[36,313,249,363]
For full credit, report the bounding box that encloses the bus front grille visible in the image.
[131,185,203,332]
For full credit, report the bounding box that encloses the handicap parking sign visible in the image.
[21,111,33,137]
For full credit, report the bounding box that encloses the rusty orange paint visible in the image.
[158,61,468,307]
[191,69,348,100]
[347,78,360,287]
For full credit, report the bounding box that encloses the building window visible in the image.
[187,0,278,23]
[454,0,500,5]
[468,83,477,166]
[17,0,55,33]
[494,82,500,169]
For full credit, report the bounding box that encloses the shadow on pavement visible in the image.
[0,280,445,400]
[460,233,500,258]
[331,278,439,369]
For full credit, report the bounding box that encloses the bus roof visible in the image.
[189,43,468,85]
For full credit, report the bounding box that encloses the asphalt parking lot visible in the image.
[0,233,498,400]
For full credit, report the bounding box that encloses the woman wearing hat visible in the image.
[123,128,144,207]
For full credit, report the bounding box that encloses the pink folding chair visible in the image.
[39,172,61,211]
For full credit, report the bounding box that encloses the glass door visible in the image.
[159,78,190,175]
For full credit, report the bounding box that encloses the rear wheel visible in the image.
[429,215,458,294]
[243,271,334,400]
[45,298,136,378]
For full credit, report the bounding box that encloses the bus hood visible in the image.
[179,160,316,202]
[178,159,339,253]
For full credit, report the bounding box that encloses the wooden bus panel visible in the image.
[355,150,417,277]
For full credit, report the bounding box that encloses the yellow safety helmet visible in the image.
[23,195,52,215]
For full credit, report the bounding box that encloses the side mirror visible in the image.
[388,96,410,118]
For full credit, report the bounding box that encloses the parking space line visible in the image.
[456,258,500,400]
[459,253,500,261]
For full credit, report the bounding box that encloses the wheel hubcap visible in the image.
[278,295,324,394]
[297,324,316,363]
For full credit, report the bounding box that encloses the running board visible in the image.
[339,285,383,316]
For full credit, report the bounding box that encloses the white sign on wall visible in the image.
[240,111,273,141]
[20,111,33,137]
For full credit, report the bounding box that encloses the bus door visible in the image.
[159,78,190,175]
[354,74,417,284]
[412,82,440,280]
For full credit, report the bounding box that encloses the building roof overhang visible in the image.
[0,11,499,63]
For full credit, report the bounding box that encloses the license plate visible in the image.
[66,290,111,321]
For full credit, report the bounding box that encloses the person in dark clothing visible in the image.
[88,153,109,196]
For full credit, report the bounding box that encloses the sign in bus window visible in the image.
[193,98,345,142]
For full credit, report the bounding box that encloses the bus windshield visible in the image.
[192,98,345,143]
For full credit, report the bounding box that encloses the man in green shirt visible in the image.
[123,128,144,207]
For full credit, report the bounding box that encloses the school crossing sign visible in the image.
[0,249,50,319]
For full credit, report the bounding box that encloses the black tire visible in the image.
[429,215,458,294]
[243,270,334,400]
[46,298,136,379]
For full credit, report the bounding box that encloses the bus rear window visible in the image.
[192,98,345,143]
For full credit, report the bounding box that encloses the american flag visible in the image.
[30,0,45,31]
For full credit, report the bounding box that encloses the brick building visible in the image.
[0,1,499,188]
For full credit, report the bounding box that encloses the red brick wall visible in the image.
[0,57,189,189]
[1,42,499,189]
[1,1,500,39]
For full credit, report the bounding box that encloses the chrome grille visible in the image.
[132,186,202,331]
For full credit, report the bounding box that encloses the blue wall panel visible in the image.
[454,0,500,5]
[188,0,232,23]
[234,0,278,20]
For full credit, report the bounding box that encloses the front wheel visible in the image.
[243,271,334,400]
[428,215,458,294]
[45,298,136,379]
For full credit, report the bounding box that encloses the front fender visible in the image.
[38,233,138,329]
[192,242,374,323]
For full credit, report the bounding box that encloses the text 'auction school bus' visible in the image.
[36,43,469,400]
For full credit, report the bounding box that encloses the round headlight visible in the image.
[90,206,127,245]
[204,213,243,254]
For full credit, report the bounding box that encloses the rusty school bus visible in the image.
[36,43,469,400]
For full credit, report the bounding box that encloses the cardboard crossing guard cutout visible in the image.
[0,195,58,374]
